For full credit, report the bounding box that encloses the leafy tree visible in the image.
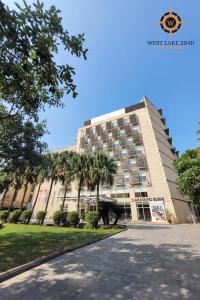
[0,0,87,168]
[0,172,13,209]
[0,0,87,119]
[174,149,200,207]
[0,105,47,171]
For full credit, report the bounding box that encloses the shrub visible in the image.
[77,222,85,229]
[8,210,22,223]
[0,210,9,222]
[0,221,3,229]
[36,211,47,225]
[20,210,32,223]
[85,211,100,229]
[52,211,67,226]
[165,209,173,223]
[67,211,80,228]
[83,223,94,230]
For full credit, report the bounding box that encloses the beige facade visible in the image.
[31,97,194,223]
[0,183,35,209]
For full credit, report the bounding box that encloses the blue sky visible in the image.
[4,0,200,153]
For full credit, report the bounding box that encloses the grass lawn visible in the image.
[0,224,121,273]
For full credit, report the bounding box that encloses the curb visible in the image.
[0,227,127,284]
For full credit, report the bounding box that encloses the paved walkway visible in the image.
[1,224,200,300]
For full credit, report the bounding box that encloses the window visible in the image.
[101,123,106,132]
[119,129,125,135]
[135,192,148,197]
[123,172,130,182]
[111,120,117,128]
[116,160,121,167]
[109,151,113,158]
[87,137,91,143]
[102,143,107,149]
[124,117,130,125]
[114,139,119,146]
[127,137,133,144]
[108,132,112,139]
[96,135,100,141]
[92,145,95,152]
[132,126,138,133]
[121,149,127,157]
[111,193,130,198]
[135,146,142,154]
[129,158,137,167]
[139,172,147,182]
[92,127,96,134]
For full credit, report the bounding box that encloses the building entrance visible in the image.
[136,202,151,221]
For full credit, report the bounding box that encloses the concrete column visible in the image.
[129,190,138,222]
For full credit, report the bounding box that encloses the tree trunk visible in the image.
[27,181,41,224]
[77,179,82,214]
[8,186,19,212]
[20,181,28,210]
[113,215,120,225]
[96,181,100,212]
[41,175,55,225]
[0,187,8,210]
[61,185,68,211]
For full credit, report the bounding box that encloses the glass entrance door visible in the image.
[136,203,151,221]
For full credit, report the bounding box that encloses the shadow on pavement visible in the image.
[0,227,200,300]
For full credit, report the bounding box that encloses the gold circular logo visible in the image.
[160,8,183,37]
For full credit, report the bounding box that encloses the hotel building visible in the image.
[22,97,195,223]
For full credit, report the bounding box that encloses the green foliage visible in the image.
[20,210,33,223]
[52,211,67,226]
[36,211,47,224]
[0,221,3,229]
[0,1,87,170]
[67,211,80,228]
[0,0,87,119]
[8,210,22,223]
[85,211,100,229]
[165,209,173,222]
[83,223,94,230]
[173,149,200,206]
[0,210,9,222]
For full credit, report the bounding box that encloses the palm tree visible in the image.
[20,166,37,209]
[41,152,62,224]
[27,164,46,224]
[59,151,75,211]
[89,153,117,212]
[73,153,90,213]
[0,173,13,209]
[8,176,23,212]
